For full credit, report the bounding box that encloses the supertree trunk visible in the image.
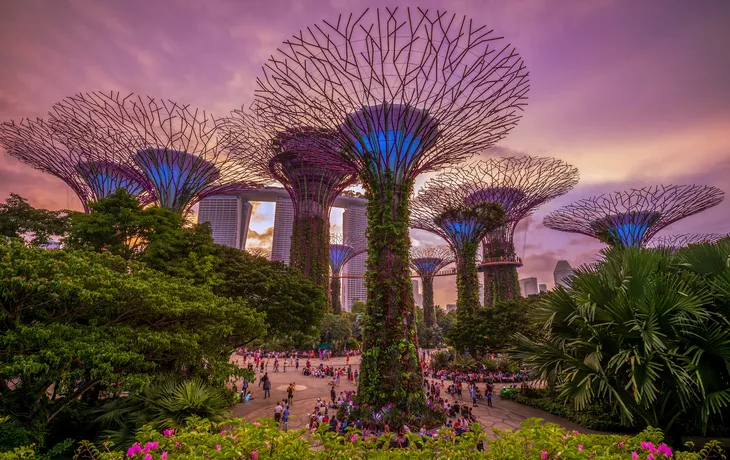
[358,180,425,413]
[455,242,481,317]
[330,275,342,314]
[422,276,435,327]
[290,214,330,294]
[483,265,521,307]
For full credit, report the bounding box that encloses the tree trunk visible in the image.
[331,275,342,314]
[422,276,435,327]
[357,179,425,414]
[483,265,521,307]
[456,242,480,317]
[289,213,330,296]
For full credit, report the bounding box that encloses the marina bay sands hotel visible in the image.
[197,188,368,311]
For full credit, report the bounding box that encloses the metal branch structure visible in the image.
[0,118,150,212]
[253,7,529,413]
[329,233,367,314]
[409,246,454,327]
[436,157,579,306]
[543,185,725,248]
[48,91,265,214]
[412,179,506,318]
[220,109,358,291]
[648,233,726,251]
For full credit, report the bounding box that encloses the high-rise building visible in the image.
[198,195,252,249]
[445,304,457,313]
[519,277,539,296]
[342,204,368,311]
[554,260,574,288]
[412,279,423,308]
[539,283,547,293]
[271,198,294,263]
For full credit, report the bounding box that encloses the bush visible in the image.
[2,417,722,459]
[500,388,636,433]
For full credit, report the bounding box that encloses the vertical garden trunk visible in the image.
[290,214,330,295]
[422,276,435,327]
[330,275,342,314]
[483,265,520,307]
[358,179,425,414]
[456,242,480,317]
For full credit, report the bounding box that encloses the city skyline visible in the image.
[1,0,729,307]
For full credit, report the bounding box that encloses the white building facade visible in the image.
[342,204,368,311]
[198,195,252,250]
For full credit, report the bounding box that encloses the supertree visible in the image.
[253,7,529,413]
[438,157,579,306]
[0,118,150,212]
[48,91,265,214]
[219,109,358,291]
[409,246,454,327]
[412,180,506,318]
[648,233,726,251]
[329,233,367,314]
[543,185,725,247]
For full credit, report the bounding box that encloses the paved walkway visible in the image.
[229,355,607,437]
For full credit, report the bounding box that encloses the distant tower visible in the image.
[271,198,294,263]
[342,205,368,311]
[539,284,547,293]
[412,280,423,308]
[520,277,539,296]
[554,260,573,288]
[198,195,252,249]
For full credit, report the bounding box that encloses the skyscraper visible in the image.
[554,260,574,288]
[198,195,252,250]
[539,283,547,293]
[519,277,539,296]
[271,197,294,263]
[342,204,368,311]
[412,279,423,308]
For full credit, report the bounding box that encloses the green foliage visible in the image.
[0,240,265,446]
[6,417,723,459]
[211,245,326,339]
[289,214,330,292]
[483,264,521,307]
[350,300,366,314]
[0,193,72,246]
[452,354,479,371]
[500,388,631,432]
[431,351,452,370]
[417,324,443,349]
[318,313,352,350]
[96,378,231,447]
[512,245,730,436]
[447,295,544,355]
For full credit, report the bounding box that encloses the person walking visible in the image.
[287,382,295,406]
[471,385,477,407]
[282,405,291,432]
[274,401,283,424]
[262,373,271,399]
[486,383,494,408]
[330,386,336,404]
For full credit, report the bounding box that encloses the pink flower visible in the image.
[632,453,639,460]
[658,444,673,457]
[541,451,548,459]
[216,445,221,451]
[351,434,359,442]
[126,444,142,457]
[175,442,182,447]
[252,452,259,459]
[578,445,584,451]
[573,430,579,435]
[617,442,625,448]
[647,455,654,460]
[160,453,167,460]
[143,455,152,460]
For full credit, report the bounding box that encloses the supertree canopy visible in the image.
[254,7,529,413]
[412,180,507,318]
[648,233,726,250]
[48,91,265,214]
[329,233,367,314]
[220,109,358,291]
[442,157,579,306]
[543,185,725,248]
[409,246,454,327]
[0,118,149,212]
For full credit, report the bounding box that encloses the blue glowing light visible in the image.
[441,219,480,242]
[88,173,145,198]
[607,222,650,247]
[330,244,355,272]
[412,257,444,274]
[356,130,425,170]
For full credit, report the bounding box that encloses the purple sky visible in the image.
[1,0,729,306]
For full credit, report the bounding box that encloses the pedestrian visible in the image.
[471,385,477,407]
[282,405,291,431]
[296,358,300,371]
[274,401,283,423]
[283,361,287,373]
[287,382,295,406]
[330,386,336,404]
[262,373,271,399]
[487,383,493,408]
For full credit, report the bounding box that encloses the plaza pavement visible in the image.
[229,355,608,438]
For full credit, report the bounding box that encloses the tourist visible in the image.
[282,405,290,431]
[274,401,283,423]
[263,376,271,399]
[287,382,295,406]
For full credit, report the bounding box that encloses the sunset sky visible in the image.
[1,0,729,306]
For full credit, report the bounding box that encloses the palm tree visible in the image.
[453,354,479,371]
[512,245,730,436]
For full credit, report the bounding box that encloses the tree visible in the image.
[350,300,366,314]
[446,294,544,355]
[0,193,71,246]
[512,245,730,437]
[0,240,265,446]
[318,314,352,350]
[211,245,327,339]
